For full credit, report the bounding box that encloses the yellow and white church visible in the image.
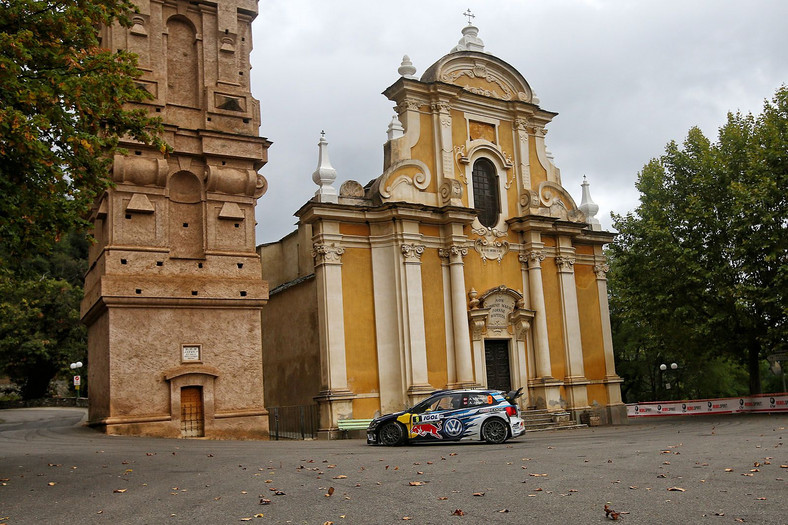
[259,22,626,434]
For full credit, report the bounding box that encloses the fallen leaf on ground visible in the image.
[113,489,126,493]
[498,508,509,513]
[667,487,686,492]
[325,487,335,497]
[473,492,485,496]
[402,517,412,521]
[451,509,465,516]
[333,475,347,479]
[409,481,423,486]
[259,498,271,505]
[47,482,56,486]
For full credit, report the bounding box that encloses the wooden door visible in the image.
[180,386,204,437]
[485,340,511,392]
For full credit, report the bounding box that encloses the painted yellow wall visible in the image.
[528,134,547,189]
[340,222,371,237]
[541,257,567,380]
[422,248,448,388]
[575,262,606,381]
[411,112,437,193]
[586,383,607,408]
[341,248,380,401]
[352,397,381,419]
[420,224,441,238]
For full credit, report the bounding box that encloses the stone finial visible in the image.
[451,24,486,53]
[398,55,417,79]
[468,288,480,310]
[386,115,404,141]
[579,175,601,230]
[312,131,338,203]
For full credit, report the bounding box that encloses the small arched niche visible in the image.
[166,16,200,108]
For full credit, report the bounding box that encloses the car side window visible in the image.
[466,393,489,407]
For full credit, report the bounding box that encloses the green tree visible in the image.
[0,0,167,266]
[0,231,88,399]
[610,86,787,399]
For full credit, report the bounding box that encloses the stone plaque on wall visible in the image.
[483,293,515,329]
[182,345,201,362]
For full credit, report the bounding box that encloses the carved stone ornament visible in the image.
[473,237,510,264]
[312,243,345,264]
[594,263,610,279]
[555,256,576,272]
[401,243,425,262]
[339,180,365,198]
[533,181,585,223]
[431,101,451,113]
[438,245,469,261]
[468,288,480,310]
[396,98,426,113]
[374,159,431,200]
[439,178,463,205]
[440,63,517,101]
[520,249,545,269]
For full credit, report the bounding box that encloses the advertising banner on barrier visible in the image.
[627,393,788,417]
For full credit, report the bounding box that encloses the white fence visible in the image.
[627,393,788,417]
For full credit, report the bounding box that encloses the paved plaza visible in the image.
[0,408,785,524]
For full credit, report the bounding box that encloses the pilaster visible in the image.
[440,245,476,387]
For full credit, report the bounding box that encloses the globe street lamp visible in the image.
[659,363,679,399]
[69,361,83,399]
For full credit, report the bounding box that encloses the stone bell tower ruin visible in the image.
[81,0,270,438]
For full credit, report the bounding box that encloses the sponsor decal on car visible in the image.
[442,418,464,438]
[412,413,441,424]
[411,421,442,439]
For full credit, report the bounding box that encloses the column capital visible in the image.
[401,243,425,263]
[555,256,576,273]
[519,249,545,268]
[312,242,345,265]
[594,262,610,280]
[439,245,469,263]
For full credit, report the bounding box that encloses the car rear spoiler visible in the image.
[504,387,523,404]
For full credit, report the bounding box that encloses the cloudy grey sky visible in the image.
[249,0,787,244]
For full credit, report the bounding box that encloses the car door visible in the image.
[409,394,453,441]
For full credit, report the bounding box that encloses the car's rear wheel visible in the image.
[481,418,508,444]
[378,421,405,446]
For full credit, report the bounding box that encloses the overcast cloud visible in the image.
[249,0,788,244]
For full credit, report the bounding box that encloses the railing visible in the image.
[268,404,319,440]
[627,393,788,417]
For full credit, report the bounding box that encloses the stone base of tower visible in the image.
[83,289,269,440]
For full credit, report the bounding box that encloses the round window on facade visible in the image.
[471,158,500,228]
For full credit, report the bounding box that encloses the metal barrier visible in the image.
[268,404,319,440]
[627,393,788,417]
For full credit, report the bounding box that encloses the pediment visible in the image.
[421,52,533,103]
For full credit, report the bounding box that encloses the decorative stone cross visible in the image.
[463,8,475,25]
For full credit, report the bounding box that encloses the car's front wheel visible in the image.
[481,418,508,444]
[378,421,405,446]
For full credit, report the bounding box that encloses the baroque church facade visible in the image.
[259,24,627,433]
[82,0,270,438]
[84,1,625,438]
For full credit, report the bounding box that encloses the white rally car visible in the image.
[367,388,525,445]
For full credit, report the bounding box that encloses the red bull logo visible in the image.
[412,421,442,439]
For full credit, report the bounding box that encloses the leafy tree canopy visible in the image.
[0,0,168,268]
[610,86,787,399]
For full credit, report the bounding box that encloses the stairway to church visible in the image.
[521,409,587,432]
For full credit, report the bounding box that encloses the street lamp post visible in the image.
[69,361,83,399]
[660,362,679,400]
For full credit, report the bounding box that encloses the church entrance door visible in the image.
[485,340,511,391]
[180,386,205,437]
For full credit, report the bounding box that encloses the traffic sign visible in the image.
[74,375,81,386]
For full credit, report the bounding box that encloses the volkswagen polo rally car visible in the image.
[366,388,525,445]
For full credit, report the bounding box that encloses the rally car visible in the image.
[366,388,524,445]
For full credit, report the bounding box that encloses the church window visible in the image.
[471,158,500,228]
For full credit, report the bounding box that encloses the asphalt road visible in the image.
[0,408,785,524]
